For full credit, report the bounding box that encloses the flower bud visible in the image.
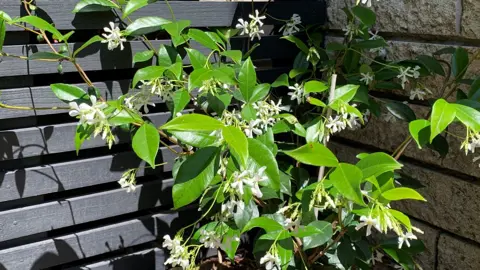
[28,4,37,11]
[58,45,68,54]
[36,34,45,43]
[57,63,63,74]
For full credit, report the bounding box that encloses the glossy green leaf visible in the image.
[241,217,283,233]
[417,55,445,76]
[163,20,191,39]
[272,74,289,88]
[356,152,402,178]
[0,11,12,22]
[283,142,339,167]
[302,221,333,250]
[73,35,103,57]
[250,83,271,103]
[169,130,217,148]
[382,187,426,201]
[452,47,469,81]
[385,101,416,122]
[389,209,412,230]
[409,119,431,149]
[188,68,213,91]
[132,123,160,168]
[16,16,64,41]
[239,57,257,102]
[29,52,66,60]
[220,50,242,64]
[222,126,248,168]
[161,113,223,131]
[234,200,259,231]
[173,147,219,208]
[467,77,480,100]
[133,50,155,63]
[352,5,376,26]
[330,84,360,105]
[172,89,190,117]
[281,35,309,54]
[222,227,242,259]
[73,0,119,12]
[50,83,88,102]
[326,42,347,51]
[74,124,94,155]
[125,16,171,36]
[330,163,366,206]
[185,48,209,70]
[247,138,280,191]
[122,0,148,18]
[157,44,177,67]
[308,97,326,107]
[132,66,166,88]
[0,18,5,51]
[289,68,308,79]
[430,99,456,142]
[452,103,480,133]
[108,108,143,126]
[188,29,218,50]
[304,80,328,94]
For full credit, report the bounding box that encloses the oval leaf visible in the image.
[430,99,456,142]
[161,113,224,131]
[123,0,148,18]
[409,119,431,149]
[73,0,119,13]
[125,16,171,36]
[239,58,257,102]
[385,101,416,122]
[356,152,402,178]
[452,103,480,133]
[132,123,160,168]
[50,83,88,102]
[283,142,339,167]
[381,187,426,201]
[330,163,365,206]
[222,126,248,168]
[247,138,280,191]
[304,80,328,94]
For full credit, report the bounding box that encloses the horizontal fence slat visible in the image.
[0,45,28,77]
[0,178,174,242]
[0,147,178,202]
[0,111,172,161]
[0,211,194,270]
[67,248,164,270]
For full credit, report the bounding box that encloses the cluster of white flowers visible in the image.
[461,131,480,155]
[324,111,362,141]
[124,84,156,114]
[198,79,228,95]
[343,22,364,41]
[360,72,374,85]
[199,229,222,249]
[231,166,268,198]
[101,22,126,51]
[310,182,337,211]
[397,66,421,89]
[279,13,302,36]
[287,83,306,104]
[163,235,190,268]
[260,251,281,270]
[117,169,137,192]
[409,87,432,101]
[220,197,245,220]
[235,9,266,41]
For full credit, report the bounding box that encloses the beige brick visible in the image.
[411,220,438,270]
[461,0,480,39]
[331,141,480,244]
[438,234,480,270]
[327,0,457,36]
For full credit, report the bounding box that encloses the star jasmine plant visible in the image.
[1,0,479,269]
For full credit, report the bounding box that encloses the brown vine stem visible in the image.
[22,0,58,54]
[308,228,347,264]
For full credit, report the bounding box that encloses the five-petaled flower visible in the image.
[260,252,281,270]
[101,22,126,51]
[69,95,107,125]
[398,232,417,249]
[355,215,381,236]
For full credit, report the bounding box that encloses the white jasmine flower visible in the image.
[306,47,321,63]
[369,29,381,40]
[461,133,480,154]
[397,66,421,89]
[398,232,417,249]
[101,22,126,51]
[409,88,431,100]
[231,170,249,194]
[249,25,264,41]
[372,250,384,265]
[355,215,381,236]
[69,95,107,125]
[163,235,182,252]
[221,199,245,219]
[244,119,263,138]
[199,229,222,249]
[343,22,363,41]
[325,115,347,134]
[260,252,281,270]
[117,169,137,193]
[249,9,266,27]
[235,18,250,35]
[287,83,305,104]
[276,205,290,214]
[283,218,299,230]
[360,72,374,85]
[279,14,302,36]
[371,46,388,58]
[393,264,404,270]
[245,166,267,198]
[124,84,156,114]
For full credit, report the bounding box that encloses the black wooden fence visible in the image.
[0,1,326,269]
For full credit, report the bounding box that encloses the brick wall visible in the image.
[327,1,480,269]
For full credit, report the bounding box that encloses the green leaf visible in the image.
[185,48,208,70]
[157,44,177,67]
[161,113,223,131]
[308,97,326,107]
[277,239,294,267]
[0,18,6,52]
[409,119,431,149]
[222,126,248,168]
[132,66,166,88]
[74,35,103,57]
[382,187,426,201]
[132,123,160,168]
[385,101,416,122]
[356,152,403,178]
[74,124,94,155]
[417,55,445,76]
[29,52,66,60]
[222,227,242,259]
[173,147,219,208]
[330,163,366,206]
[188,68,213,91]
[283,142,339,167]
[272,74,289,88]
[389,209,412,230]
[304,80,328,94]
[434,47,456,56]
[241,217,283,233]
[133,50,155,63]
[169,130,217,148]
[452,47,469,81]
[452,103,480,133]
[289,68,308,79]
[352,39,387,49]
[330,84,360,105]
[163,20,191,39]
[326,42,347,51]
[172,89,190,117]
[468,77,480,100]
[302,221,333,250]
[123,0,148,18]
[281,36,309,54]
[72,0,119,12]
[108,108,143,126]
[220,50,242,64]
[50,83,88,102]
[247,138,280,191]
[234,200,259,231]
[0,11,12,22]
[430,99,456,142]
[16,16,64,41]
[125,16,171,36]
[250,83,270,103]
[352,5,376,27]
[239,57,257,102]
[188,29,218,51]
